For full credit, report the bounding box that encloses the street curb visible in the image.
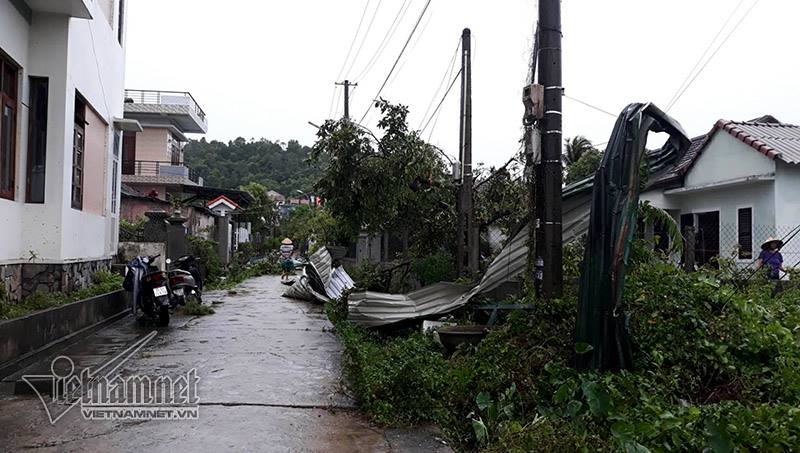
[0,291,131,381]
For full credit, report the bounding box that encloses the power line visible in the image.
[418,39,460,130]
[386,0,435,90]
[353,0,412,82]
[335,0,371,82]
[358,0,434,123]
[664,0,746,110]
[328,84,341,118]
[344,0,384,79]
[667,0,761,111]
[420,68,462,135]
[564,95,617,118]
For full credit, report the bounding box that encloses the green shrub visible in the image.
[188,236,223,282]
[0,270,124,321]
[411,250,455,286]
[182,301,215,316]
[327,241,800,451]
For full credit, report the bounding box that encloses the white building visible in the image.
[642,116,800,267]
[0,0,137,300]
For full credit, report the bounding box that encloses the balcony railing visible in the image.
[123,160,202,185]
[123,89,207,123]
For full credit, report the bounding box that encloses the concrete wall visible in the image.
[117,242,166,270]
[685,131,776,187]
[0,2,127,267]
[0,0,31,265]
[134,127,170,162]
[0,290,130,375]
[120,197,169,223]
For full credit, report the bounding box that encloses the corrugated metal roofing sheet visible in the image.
[282,247,355,303]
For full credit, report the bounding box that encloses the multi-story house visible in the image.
[0,0,138,301]
[119,89,219,238]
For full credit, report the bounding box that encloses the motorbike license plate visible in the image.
[153,286,168,297]
[173,288,184,296]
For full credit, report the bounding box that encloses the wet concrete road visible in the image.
[0,275,451,452]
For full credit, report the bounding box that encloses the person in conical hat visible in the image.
[279,238,295,280]
[756,237,787,280]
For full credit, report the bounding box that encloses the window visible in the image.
[0,53,18,200]
[72,94,86,210]
[122,131,136,174]
[738,207,753,259]
[111,131,120,213]
[26,77,48,203]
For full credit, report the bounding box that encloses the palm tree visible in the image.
[563,136,596,166]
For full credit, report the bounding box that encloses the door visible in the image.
[696,211,720,267]
[122,131,136,175]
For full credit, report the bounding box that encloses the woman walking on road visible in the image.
[279,238,295,281]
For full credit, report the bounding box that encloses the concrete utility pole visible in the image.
[457,28,477,277]
[335,80,357,119]
[535,0,563,298]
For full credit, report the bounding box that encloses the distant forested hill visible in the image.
[184,137,323,196]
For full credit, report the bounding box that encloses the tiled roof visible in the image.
[647,115,800,189]
[718,120,800,164]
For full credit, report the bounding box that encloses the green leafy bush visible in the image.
[411,250,456,287]
[182,301,215,316]
[328,241,800,451]
[188,236,223,282]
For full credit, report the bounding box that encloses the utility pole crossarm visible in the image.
[335,80,358,119]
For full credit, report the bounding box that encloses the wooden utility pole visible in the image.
[457,28,476,276]
[336,80,357,119]
[535,0,563,298]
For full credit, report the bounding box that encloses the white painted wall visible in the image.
[685,131,775,187]
[774,161,800,267]
[0,1,29,264]
[0,1,127,264]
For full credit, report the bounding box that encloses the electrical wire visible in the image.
[420,68,462,135]
[358,0,434,123]
[352,0,413,82]
[335,0,371,82]
[417,39,460,130]
[667,0,761,111]
[344,0,384,79]
[664,0,746,111]
[385,2,435,90]
[328,84,341,118]
[564,95,617,118]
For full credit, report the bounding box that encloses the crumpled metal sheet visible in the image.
[348,103,689,329]
[575,102,689,371]
[282,247,355,303]
[347,188,594,327]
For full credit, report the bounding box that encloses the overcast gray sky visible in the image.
[125,0,799,167]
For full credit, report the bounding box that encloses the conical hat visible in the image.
[761,237,783,250]
[281,238,293,245]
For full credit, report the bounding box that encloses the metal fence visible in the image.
[123,89,207,123]
[693,224,800,268]
[123,160,202,185]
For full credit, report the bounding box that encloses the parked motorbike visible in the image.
[166,254,203,305]
[123,254,174,326]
